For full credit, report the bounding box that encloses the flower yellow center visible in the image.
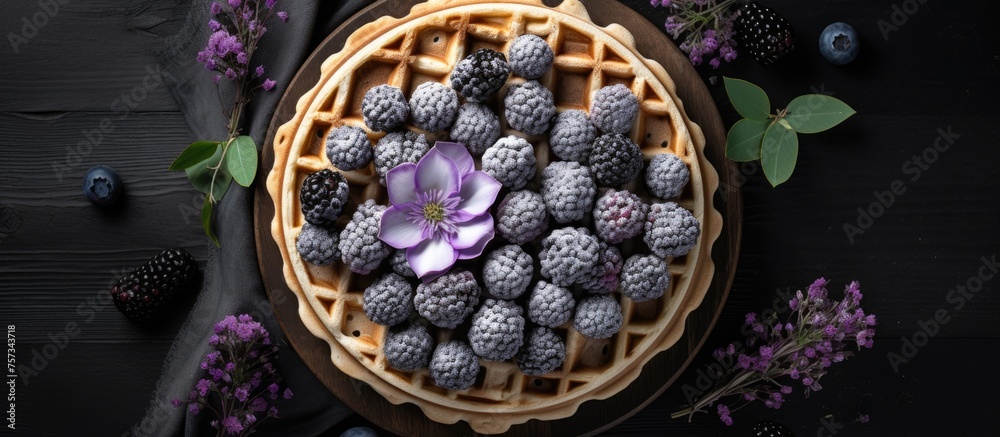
[422,202,444,222]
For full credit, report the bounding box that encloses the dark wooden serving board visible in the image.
[253,1,741,435]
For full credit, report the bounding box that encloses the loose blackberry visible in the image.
[299,169,349,227]
[592,189,648,244]
[362,85,409,132]
[589,134,643,187]
[549,110,596,163]
[590,84,638,134]
[409,82,459,132]
[539,227,601,286]
[296,223,341,266]
[111,248,199,323]
[578,243,623,295]
[449,102,501,156]
[645,153,690,199]
[736,2,796,65]
[363,273,415,326]
[326,125,373,171]
[515,327,565,376]
[644,202,701,258]
[508,34,554,79]
[383,323,433,371]
[527,280,575,328]
[481,245,533,300]
[481,136,537,190]
[573,294,623,339]
[339,199,390,274]
[429,340,480,391]
[540,161,596,224]
[390,249,416,278]
[414,270,481,329]
[752,420,795,437]
[450,48,510,102]
[468,299,525,361]
[619,254,670,302]
[373,130,429,185]
[504,80,556,136]
[495,190,549,245]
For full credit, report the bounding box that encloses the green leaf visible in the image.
[185,145,232,200]
[226,136,258,188]
[760,122,799,187]
[169,141,220,171]
[725,118,769,162]
[201,196,219,247]
[784,94,856,134]
[724,77,771,121]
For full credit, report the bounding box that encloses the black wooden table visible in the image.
[1,1,998,435]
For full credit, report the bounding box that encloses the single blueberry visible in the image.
[83,165,123,207]
[340,426,378,437]
[819,22,860,65]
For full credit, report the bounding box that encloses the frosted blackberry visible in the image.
[468,299,525,362]
[363,273,415,326]
[414,270,481,329]
[540,161,595,224]
[409,82,459,132]
[390,250,416,278]
[482,245,533,300]
[450,48,510,102]
[645,153,690,199]
[527,280,575,328]
[383,323,433,371]
[539,227,600,286]
[619,254,670,302]
[504,80,556,135]
[578,243,623,295]
[496,190,549,245]
[589,134,643,187]
[299,169,349,227]
[373,131,429,185]
[644,202,701,258]
[296,223,341,266]
[338,200,390,274]
[508,34,554,79]
[362,85,409,132]
[429,341,479,391]
[481,136,537,190]
[573,294,623,339]
[592,189,648,244]
[590,84,638,134]
[449,102,501,156]
[549,110,596,163]
[326,125,372,171]
[515,327,565,376]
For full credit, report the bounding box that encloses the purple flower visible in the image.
[277,11,288,22]
[255,65,264,77]
[222,416,243,434]
[268,383,279,394]
[246,413,257,424]
[858,413,870,424]
[235,387,249,402]
[227,0,242,8]
[265,0,277,9]
[378,142,501,281]
[196,378,212,397]
[262,79,276,91]
[250,397,267,412]
[210,2,222,15]
[171,399,183,407]
[283,388,293,399]
[208,20,221,31]
[188,403,200,415]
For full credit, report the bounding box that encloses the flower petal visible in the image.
[456,231,493,260]
[385,163,417,206]
[457,171,501,216]
[415,148,460,195]
[434,141,474,176]
[407,235,458,280]
[378,206,424,249]
[449,213,494,250]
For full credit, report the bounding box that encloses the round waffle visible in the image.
[266,0,722,433]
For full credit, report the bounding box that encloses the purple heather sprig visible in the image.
[671,278,877,425]
[173,314,294,437]
[650,0,739,68]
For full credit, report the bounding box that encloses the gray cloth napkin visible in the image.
[133,0,371,435]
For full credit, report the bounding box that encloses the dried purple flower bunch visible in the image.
[173,314,294,436]
[170,0,290,246]
[650,0,739,68]
[672,279,877,425]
